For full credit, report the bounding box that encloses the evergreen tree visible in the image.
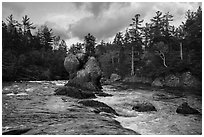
[129,14,143,75]
[37,25,54,50]
[150,11,164,44]
[84,33,96,56]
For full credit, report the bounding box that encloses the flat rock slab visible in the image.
[2,81,139,135]
[54,86,96,99]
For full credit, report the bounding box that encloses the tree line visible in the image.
[2,6,202,82]
[2,15,68,81]
[70,6,202,81]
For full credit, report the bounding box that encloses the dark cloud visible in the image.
[68,2,154,41]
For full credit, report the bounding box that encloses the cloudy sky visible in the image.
[2,2,201,48]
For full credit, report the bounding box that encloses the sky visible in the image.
[2,2,202,48]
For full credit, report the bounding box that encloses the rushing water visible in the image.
[95,84,202,135]
[2,81,202,135]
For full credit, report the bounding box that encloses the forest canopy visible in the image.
[2,6,202,81]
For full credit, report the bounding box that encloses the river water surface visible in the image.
[2,81,202,135]
[96,84,202,135]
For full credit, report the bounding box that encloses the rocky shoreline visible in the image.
[2,81,140,135]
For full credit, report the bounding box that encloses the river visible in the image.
[2,81,202,135]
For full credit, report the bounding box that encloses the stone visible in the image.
[76,69,90,83]
[180,72,201,88]
[54,86,96,99]
[76,53,86,63]
[84,57,102,82]
[176,102,200,115]
[110,73,121,82]
[95,92,113,97]
[132,100,157,112]
[151,77,164,87]
[164,74,180,87]
[78,100,119,116]
[2,128,32,135]
[66,56,102,92]
[64,53,80,76]
[152,92,182,101]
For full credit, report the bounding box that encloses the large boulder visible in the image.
[76,69,90,83]
[110,73,121,82]
[54,86,96,99]
[78,100,119,116]
[64,53,80,77]
[132,100,157,112]
[164,74,180,87]
[76,53,87,63]
[84,57,102,82]
[180,72,201,88]
[151,77,164,87]
[176,102,200,115]
[66,56,102,92]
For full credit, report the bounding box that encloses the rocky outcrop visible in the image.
[64,53,80,78]
[149,72,200,88]
[132,100,157,112]
[54,86,96,99]
[78,100,119,116]
[2,128,31,135]
[2,81,140,135]
[180,72,201,88]
[164,74,180,87]
[64,53,102,92]
[176,102,200,115]
[151,77,164,87]
[110,73,121,82]
[152,92,183,101]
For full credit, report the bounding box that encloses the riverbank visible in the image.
[2,81,202,135]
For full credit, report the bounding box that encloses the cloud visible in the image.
[2,2,25,17]
[68,2,155,41]
[68,2,201,42]
[44,21,70,40]
[73,2,114,17]
[3,2,201,46]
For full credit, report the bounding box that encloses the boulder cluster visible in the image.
[54,53,103,98]
[64,53,102,92]
[122,71,201,88]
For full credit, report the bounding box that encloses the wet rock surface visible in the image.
[2,81,139,135]
[78,100,119,116]
[95,92,113,97]
[2,81,201,135]
[176,102,200,115]
[132,100,157,112]
[54,86,96,99]
[96,82,202,135]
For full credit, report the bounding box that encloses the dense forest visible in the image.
[2,6,202,82]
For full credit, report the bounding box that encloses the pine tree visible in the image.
[129,14,143,76]
[84,33,96,56]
